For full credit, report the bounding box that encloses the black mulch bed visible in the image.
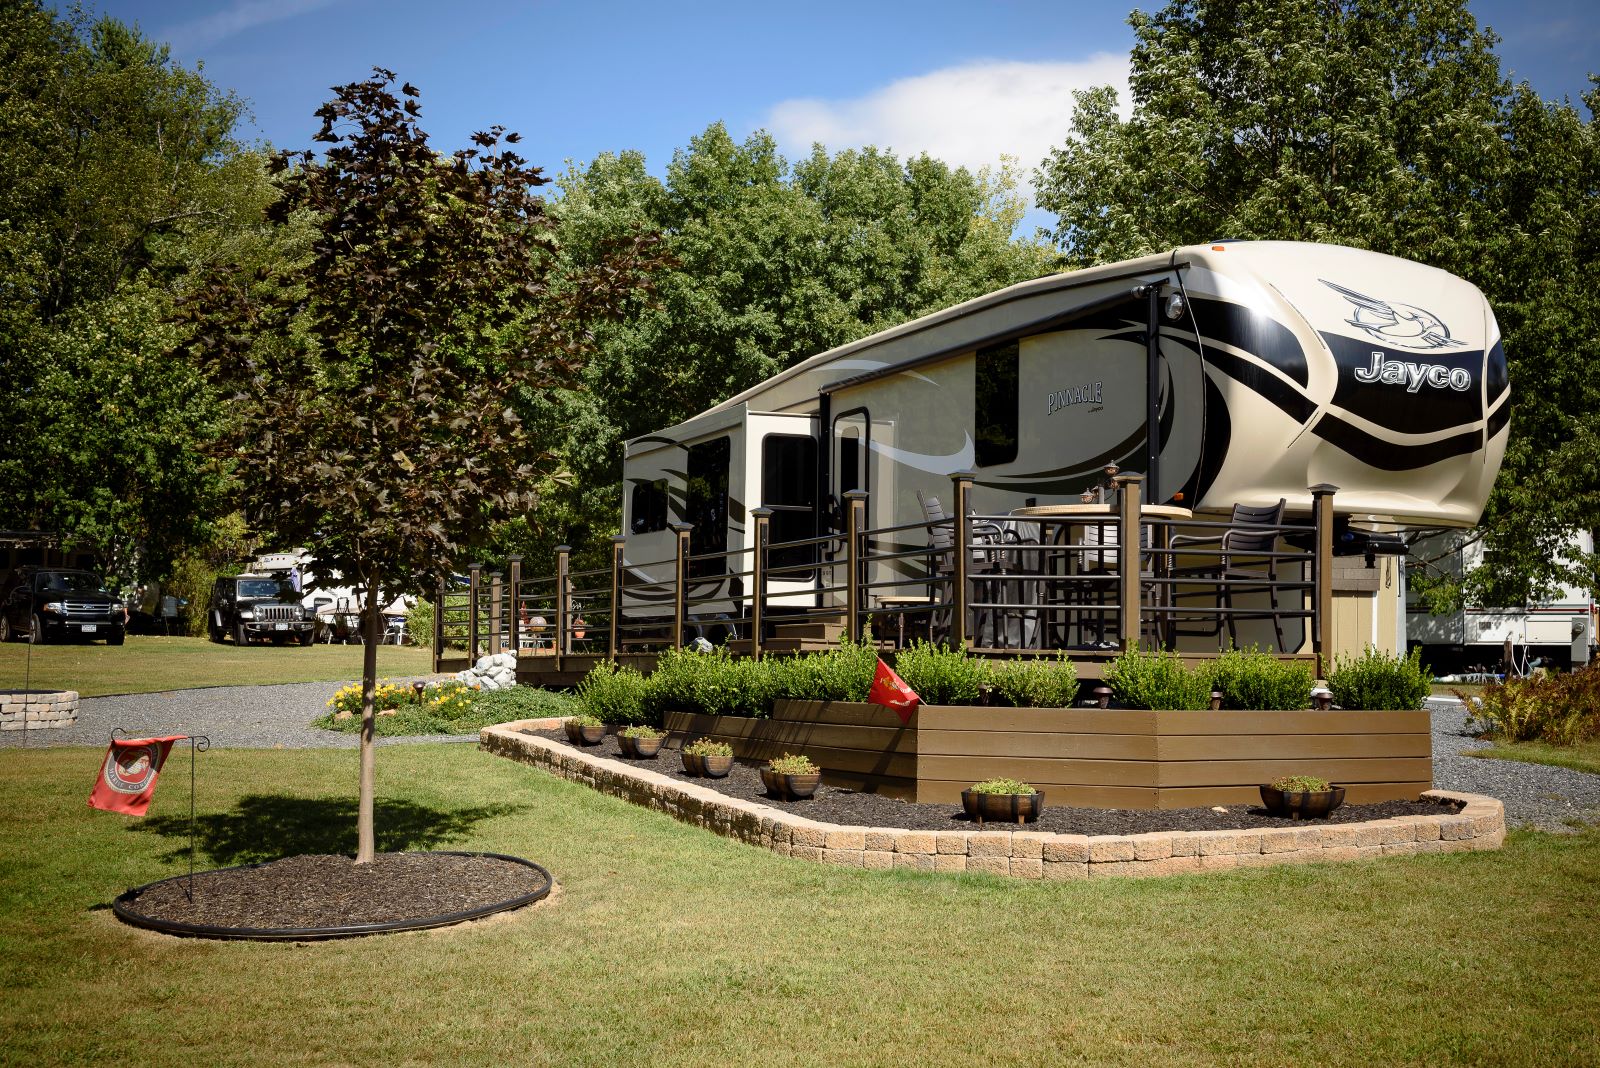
[118,852,549,934]
[525,729,1464,835]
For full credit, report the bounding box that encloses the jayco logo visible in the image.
[1354,352,1472,393]
[1048,381,1103,414]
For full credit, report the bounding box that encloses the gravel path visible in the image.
[0,678,476,750]
[1426,697,1600,832]
[8,685,1598,830]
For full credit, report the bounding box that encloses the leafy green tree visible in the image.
[182,71,660,862]
[541,124,1054,571]
[0,2,269,581]
[1033,0,1600,609]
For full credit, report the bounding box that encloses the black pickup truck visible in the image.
[0,567,127,644]
[207,574,316,646]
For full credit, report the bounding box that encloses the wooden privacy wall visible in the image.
[663,702,1432,811]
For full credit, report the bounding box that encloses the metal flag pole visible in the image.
[186,735,210,902]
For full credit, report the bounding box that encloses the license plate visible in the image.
[275,622,289,631]
[81,624,97,633]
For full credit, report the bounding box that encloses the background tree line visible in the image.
[1,0,1594,616]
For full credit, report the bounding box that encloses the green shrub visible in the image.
[1463,663,1600,745]
[575,661,650,725]
[619,724,663,739]
[1106,646,1212,710]
[1206,647,1313,710]
[969,778,1036,795]
[768,636,878,703]
[405,598,434,649]
[644,646,777,719]
[1270,774,1331,792]
[1327,646,1431,711]
[469,685,577,721]
[990,653,1079,708]
[892,641,993,706]
[767,753,817,775]
[682,738,732,757]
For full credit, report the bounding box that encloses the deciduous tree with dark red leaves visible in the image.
[182,70,661,862]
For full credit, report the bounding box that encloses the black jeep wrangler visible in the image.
[207,574,315,646]
[0,567,127,644]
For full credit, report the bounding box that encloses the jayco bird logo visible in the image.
[1320,279,1466,351]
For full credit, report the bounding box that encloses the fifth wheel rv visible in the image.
[619,240,1508,649]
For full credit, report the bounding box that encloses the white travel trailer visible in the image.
[1407,530,1594,673]
[620,240,1508,653]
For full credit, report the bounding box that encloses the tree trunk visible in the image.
[355,576,381,863]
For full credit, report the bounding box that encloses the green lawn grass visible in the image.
[0,635,434,697]
[2,744,1597,1067]
[1466,737,1600,777]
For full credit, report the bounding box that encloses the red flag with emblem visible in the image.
[868,658,920,724]
[88,736,187,816]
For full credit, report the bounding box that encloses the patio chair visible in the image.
[1169,499,1287,650]
[917,491,1005,645]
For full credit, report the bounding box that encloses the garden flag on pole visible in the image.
[88,736,187,816]
[868,658,920,724]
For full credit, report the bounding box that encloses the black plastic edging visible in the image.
[111,851,553,941]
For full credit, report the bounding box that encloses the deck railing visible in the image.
[435,473,1340,673]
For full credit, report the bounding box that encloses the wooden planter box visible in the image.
[663,701,1432,810]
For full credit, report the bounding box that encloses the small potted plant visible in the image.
[1260,775,1346,820]
[563,712,606,746]
[759,753,821,800]
[616,724,664,759]
[961,778,1045,826]
[681,739,734,778]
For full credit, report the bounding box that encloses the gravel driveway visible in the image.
[0,679,475,751]
[6,685,1597,830]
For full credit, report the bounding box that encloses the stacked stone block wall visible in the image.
[480,723,1505,880]
[0,690,79,731]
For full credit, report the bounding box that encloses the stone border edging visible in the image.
[480,721,1505,879]
[1,690,79,731]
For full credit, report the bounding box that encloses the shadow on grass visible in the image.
[135,794,527,865]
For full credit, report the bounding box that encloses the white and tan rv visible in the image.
[619,240,1508,652]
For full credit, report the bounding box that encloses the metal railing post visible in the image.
[432,582,445,671]
[609,535,626,662]
[1115,472,1144,650]
[506,555,522,656]
[950,471,974,649]
[467,563,482,661]
[554,545,571,668]
[487,572,503,655]
[843,491,868,644]
[1311,483,1339,675]
[750,508,771,660]
[671,522,693,649]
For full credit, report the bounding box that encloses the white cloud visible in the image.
[765,56,1130,196]
[161,0,342,53]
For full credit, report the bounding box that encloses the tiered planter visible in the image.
[662,701,1431,811]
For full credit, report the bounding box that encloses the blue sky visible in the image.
[88,0,1599,231]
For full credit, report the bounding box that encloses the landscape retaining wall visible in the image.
[481,721,1503,881]
[0,690,79,731]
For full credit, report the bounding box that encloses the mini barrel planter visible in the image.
[760,754,821,800]
[564,717,606,746]
[616,727,664,759]
[961,779,1045,826]
[681,740,734,778]
[1260,776,1346,820]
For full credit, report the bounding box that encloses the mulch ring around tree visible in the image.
[113,852,552,940]
[526,729,1464,835]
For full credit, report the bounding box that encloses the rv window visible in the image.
[975,340,1019,467]
[686,436,731,576]
[761,434,817,576]
[629,479,669,534]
